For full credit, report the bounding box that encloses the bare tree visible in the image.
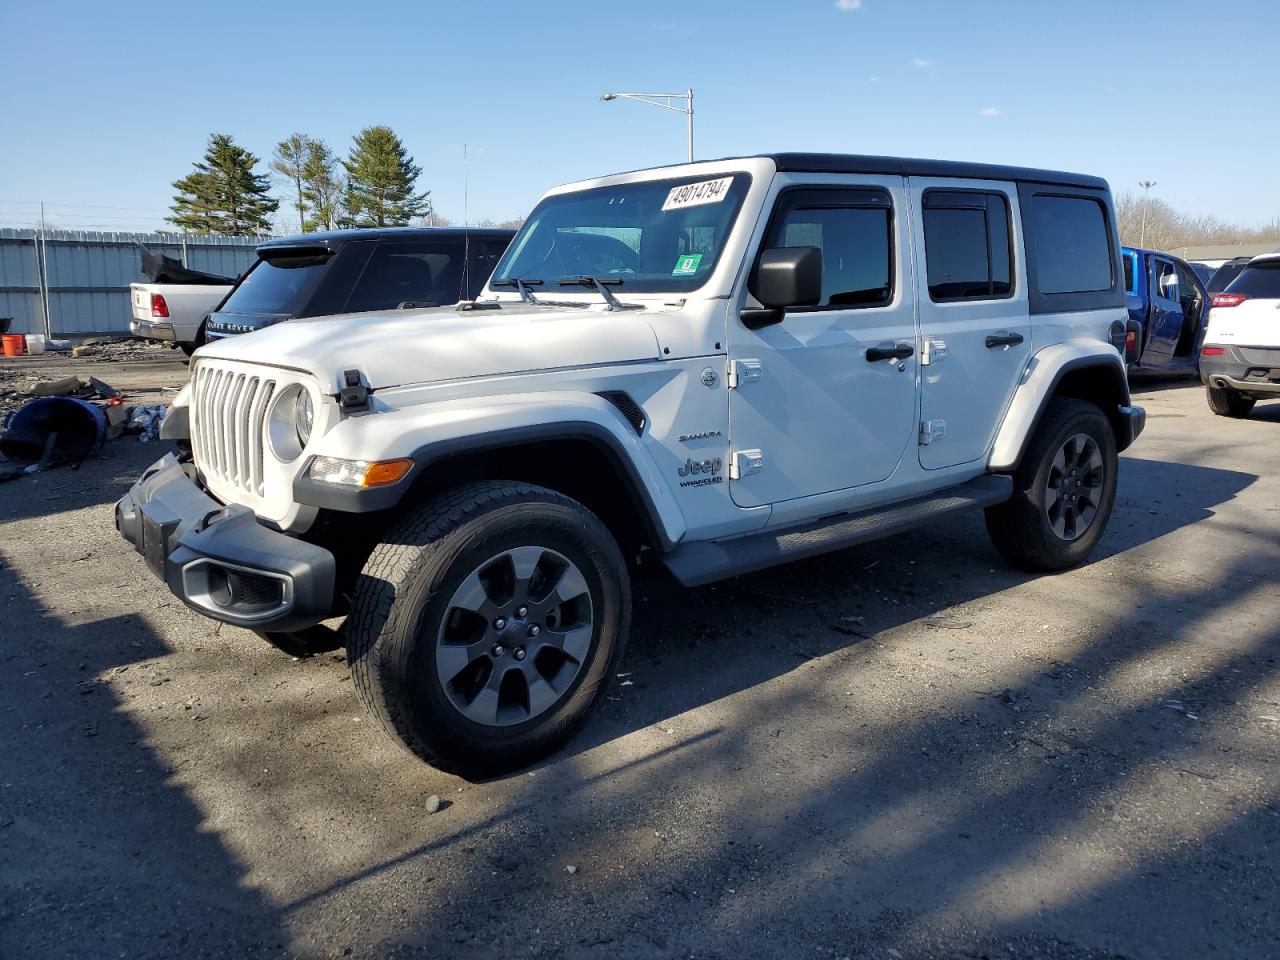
[1116,190,1280,251]
[271,133,312,232]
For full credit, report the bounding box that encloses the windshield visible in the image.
[220,254,328,316]
[490,173,751,294]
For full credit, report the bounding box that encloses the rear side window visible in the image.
[1209,261,1248,293]
[220,255,329,316]
[759,188,893,309]
[1122,251,1137,293]
[344,240,467,313]
[1029,195,1113,294]
[922,191,1013,301]
[1225,261,1280,299]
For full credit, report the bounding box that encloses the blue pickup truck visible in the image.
[1121,246,1210,371]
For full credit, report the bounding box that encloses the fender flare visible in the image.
[988,344,1133,472]
[292,393,684,550]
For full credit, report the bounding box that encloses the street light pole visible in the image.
[600,89,695,162]
[1138,180,1156,248]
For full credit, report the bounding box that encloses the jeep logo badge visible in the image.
[677,457,722,477]
[700,367,719,389]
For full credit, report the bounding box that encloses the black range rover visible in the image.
[205,227,515,341]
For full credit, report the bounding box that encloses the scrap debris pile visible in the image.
[69,337,175,363]
[0,371,167,482]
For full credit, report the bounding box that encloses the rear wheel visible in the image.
[1205,385,1255,418]
[985,398,1118,572]
[345,481,630,776]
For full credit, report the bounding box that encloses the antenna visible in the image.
[461,143,471,300]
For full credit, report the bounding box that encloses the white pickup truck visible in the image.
[129,249,234,354]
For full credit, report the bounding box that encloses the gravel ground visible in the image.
[1,362,1277,960]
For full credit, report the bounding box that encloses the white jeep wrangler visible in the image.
[117,153,1145,775]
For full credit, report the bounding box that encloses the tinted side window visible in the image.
[1225,261,1280,299]
[1152,259,1178,301]
[760,189,893,309]
[344,241,467,313]
[922,191,1013,301]
[1030,196,1113,294]
[1122,251,1137,293]
[1209,261,1246,293]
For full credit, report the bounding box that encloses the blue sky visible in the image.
[3,0,1277,232]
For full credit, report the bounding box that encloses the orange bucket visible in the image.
[1,334,27,357]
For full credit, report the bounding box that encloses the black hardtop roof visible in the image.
[757,153,1109,190]
[258,225,515,251]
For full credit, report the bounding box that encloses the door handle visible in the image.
[985,332,1025,349]
[866,342,914,362]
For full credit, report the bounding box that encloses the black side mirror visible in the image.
[741,246,822,330]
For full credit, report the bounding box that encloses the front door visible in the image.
[911,181,1030,469]
[727,178,919,509]
[1142,255,1185,367]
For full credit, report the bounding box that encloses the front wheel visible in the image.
[1205,385,1255,418]
[985,398,1118,572]
[345,481,630,776]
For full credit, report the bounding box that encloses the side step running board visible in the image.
[663,474,1013,587]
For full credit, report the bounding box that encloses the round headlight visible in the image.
[296,389,314,447]
[267,384,312,462]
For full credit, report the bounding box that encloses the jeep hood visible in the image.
[194,302,664,391]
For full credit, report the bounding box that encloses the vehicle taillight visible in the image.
[1125,330,1136,353]
[150,293,170,318]
[1201,346,1226,357]
[1211,293,1248,308]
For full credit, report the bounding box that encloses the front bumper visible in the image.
[116,453,336,631]
[130,319,176,341]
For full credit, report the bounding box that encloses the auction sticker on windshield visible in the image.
[661,177,734,212]
[672,253,703,276]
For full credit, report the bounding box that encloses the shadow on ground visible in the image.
[2,428,1277,959]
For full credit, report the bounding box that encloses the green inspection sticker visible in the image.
[672,253,703,276]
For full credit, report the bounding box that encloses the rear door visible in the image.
[1142,255,1184,366]
[911,180,1029,469]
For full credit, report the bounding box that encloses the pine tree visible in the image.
[341,125,430,227]
[301,138,344,232]
[272,133,312,232]
[168,133,278,236]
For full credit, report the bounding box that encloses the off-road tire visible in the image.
[256,624,344,658]
[985,398,1118,572]
[345,480,630,776]
[1205,385,1255,418]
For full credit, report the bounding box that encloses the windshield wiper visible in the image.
[491,277,544,303]
[557,275,643,311]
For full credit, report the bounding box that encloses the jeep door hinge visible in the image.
[730,449,764,479]
[919,419,947,445]
[920,337,947,366]
[727,358,763,389]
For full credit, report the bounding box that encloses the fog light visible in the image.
[308,456,413,487]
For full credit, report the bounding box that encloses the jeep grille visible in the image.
[190,365,276,496]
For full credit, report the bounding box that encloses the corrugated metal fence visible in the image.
[0,229,268,337]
